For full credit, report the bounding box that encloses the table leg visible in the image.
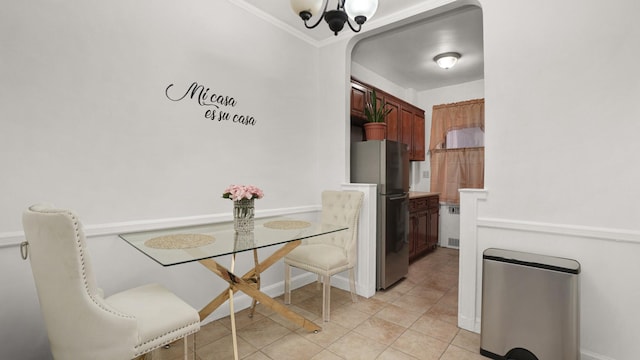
[229,253,239,360]
[198,255,321,333]
[199,241,302,321]
[231,277,321,332]
[249,248,260,318]
[198,288,232,321]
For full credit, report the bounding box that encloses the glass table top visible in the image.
[118,217,347,266]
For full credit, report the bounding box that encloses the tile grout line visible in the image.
[162,248,484,360]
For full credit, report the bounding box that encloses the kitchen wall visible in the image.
[351,62,417,104]
[0,1,326,359]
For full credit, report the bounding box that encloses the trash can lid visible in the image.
[483,248,581,274]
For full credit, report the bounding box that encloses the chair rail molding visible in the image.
[0,205,321,248]
[476,217,640,245]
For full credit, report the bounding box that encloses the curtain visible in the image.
[429,99,485,204]
[429,99,484,150]
[430,148,484,204]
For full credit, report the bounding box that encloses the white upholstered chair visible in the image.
[283,190,364,322]
[22,204,200,360]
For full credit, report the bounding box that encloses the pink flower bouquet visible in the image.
[222,184,264,201]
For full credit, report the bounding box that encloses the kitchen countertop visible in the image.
[408,191,439,199]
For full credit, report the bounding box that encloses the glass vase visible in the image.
[233,231,255,252]
[233,198,254,233]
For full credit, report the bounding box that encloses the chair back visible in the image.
[22,204,138,359]
[309,191,364,267]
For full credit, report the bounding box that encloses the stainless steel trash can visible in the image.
[480,248,580,360]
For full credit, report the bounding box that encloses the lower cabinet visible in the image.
[409,195,439,261]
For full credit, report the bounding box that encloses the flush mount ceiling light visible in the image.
[434,52,461,69]
[290,0,379,36]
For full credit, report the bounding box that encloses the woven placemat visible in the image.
[144,234,215,249]
[263,220,311,230]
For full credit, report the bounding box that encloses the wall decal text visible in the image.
[165,82,256,126]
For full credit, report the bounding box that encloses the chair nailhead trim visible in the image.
[133,322,200,355]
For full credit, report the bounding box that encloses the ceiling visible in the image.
[237,1,484,91]
[352,6,483,91]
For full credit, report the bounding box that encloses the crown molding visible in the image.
[228,0,323,47]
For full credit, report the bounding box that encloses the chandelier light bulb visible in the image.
[344,0,378,24]
[290,0,323,20]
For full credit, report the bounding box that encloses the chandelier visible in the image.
[290,0,379,36]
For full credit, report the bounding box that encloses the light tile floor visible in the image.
[152,247,488,360]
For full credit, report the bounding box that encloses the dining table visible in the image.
[119,216,347,359]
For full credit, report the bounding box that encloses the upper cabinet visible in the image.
[350,77,425,161]
[350,79,368,125]
[384,97,401,143]
[412,110,425,161]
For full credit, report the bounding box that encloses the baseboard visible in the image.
[457,314,481,334]
[198,277,293,325]
[199,272,319,325]
[286,272,361,297]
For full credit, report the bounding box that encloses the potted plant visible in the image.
[363,89,391,140]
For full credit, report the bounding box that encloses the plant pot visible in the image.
[364,122,387,140]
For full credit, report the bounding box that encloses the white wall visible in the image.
[0,1,327,359]
[459,1,640,360]
[350,62,414,104]
[0,0,323,231]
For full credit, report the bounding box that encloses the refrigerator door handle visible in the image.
[387,194,408,201]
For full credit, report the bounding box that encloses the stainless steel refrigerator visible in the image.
[351,140,410,289]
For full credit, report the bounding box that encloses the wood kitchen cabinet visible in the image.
[412,110,425,161]
[400,107,413,153]
[384,97,401,142]
[399,104,425,161]
[409,194,439,261]
[350,77,425,161]
[350,79,368,125]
